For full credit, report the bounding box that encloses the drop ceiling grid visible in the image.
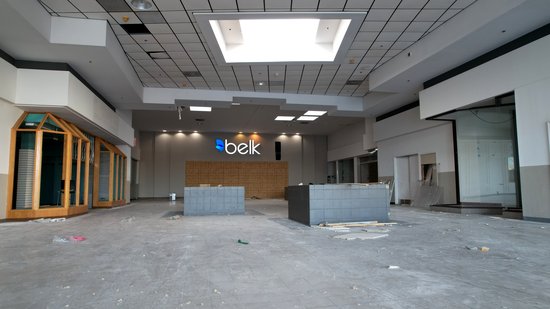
[38,0,477,96]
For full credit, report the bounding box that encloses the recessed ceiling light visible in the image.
[130,0,153,10]
[178,130,182,133]
[253,132,258,134]
[238,131,243,134]
[282,132,286,135]
[275,116,295,121]
[297,116,318,121]
[196,12,365,64]
[295,133,300,135]
[257,82,265,86]
[189,106,212,112]
[304,110,327,116]
[193,130,198,133]
[162,129,167,132]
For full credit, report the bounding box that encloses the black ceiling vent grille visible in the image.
[97,0,131,12]
[183,71,202,77]
[120,24,151,35]
[345,80,363,85]
[148,52,170,59]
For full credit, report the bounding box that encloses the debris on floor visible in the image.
[466,246,490,253]
[333,233,388,240]
[32,218,66,223]
[167,215,182,220]
[120,216,135,223]
[387,265,400,270]
[52,235,87,244]
[319,221,397,228]
[237,239,249,245]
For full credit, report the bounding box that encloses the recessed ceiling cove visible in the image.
[195,12,365,65]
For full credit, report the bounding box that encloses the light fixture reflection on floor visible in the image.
[130,0,153,10]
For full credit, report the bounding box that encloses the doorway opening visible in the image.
[394,154,419,205]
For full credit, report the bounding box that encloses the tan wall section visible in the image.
[186,161,288,199]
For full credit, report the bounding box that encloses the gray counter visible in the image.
[183,186,245,216]
[287,184,390,225]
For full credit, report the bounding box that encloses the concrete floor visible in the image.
[0,200,549,308]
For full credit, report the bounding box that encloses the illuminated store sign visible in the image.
[215,139,261,155]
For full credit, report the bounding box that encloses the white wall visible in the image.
[374,107,455,176]
[14,69,134,146]
[138,132,327,198]
[419,33,550,218]
[420,34,550,119]
[327,120,367,161]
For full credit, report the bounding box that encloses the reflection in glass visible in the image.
[12,132,36,209]
[39,133,65,208]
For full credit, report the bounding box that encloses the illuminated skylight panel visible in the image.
[297,116,318,121]
[210,18,351,63]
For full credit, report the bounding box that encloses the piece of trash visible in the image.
[480,246,490,253]
[168,215,182,220]
[351,285,358,290]
[466,246,478,251]
[387,265,400,270]
[333,233,388,240]
[53,235,87,244]
[237,239,249,245]
[362,229,390,233]
[32,218,66,223]
[120,216,135,223]
[214,289,221,294]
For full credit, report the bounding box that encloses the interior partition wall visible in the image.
[93,137,127,208]
[6,112,90,219]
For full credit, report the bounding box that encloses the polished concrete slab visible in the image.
[0,200,549,308]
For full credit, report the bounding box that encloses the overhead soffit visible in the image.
[38,0,477,98]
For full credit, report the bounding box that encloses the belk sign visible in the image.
[216,139,261,155]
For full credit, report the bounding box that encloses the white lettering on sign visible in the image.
[216,139,261,155]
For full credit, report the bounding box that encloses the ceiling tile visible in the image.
[392,41,414,49]
[85,12,117,24]
[127,52,150,60]
[237,0,263,10]
[210,0,238,10]
[355,32,378,42]
[110,12,140,24]
[439,9,461,21]
[132,34,156,43]
[176,33,201,43]
[170,22,195,33]
[58,12,86,18]
[425,0,455,9]
[69,0,105,12]
[145,23,172,33]
[162,43,185,51]
[122,44,142,52]
[371,0,400,9]
[360,21,385,32]
[181,0,212,10]
[345,0,374,9]
[365,9,394,21]
[384,21,410,32]
[140,43,163,51]
[265,0,291,10]
[407,21,433,32]
[117,34,135,44]
[318,0,346,9]
[451,0,476,9]
[154,33,179,43]
[96,0,131,12]
[398,31,423,41]
[377,31,401,41]
[153,0,185,10]
[390,9,420,22]
[136,11,166,23]
[162,11,190,23]
[398,0,429,9]
[415,9,445,21]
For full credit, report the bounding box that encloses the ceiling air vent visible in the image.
[345,80,363,85]
[183,71,202,77]
[148,52,170,59]
[120,24,151,35]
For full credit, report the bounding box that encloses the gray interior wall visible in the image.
[138,132,327,198]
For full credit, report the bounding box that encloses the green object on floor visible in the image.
[237,239,249,245]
